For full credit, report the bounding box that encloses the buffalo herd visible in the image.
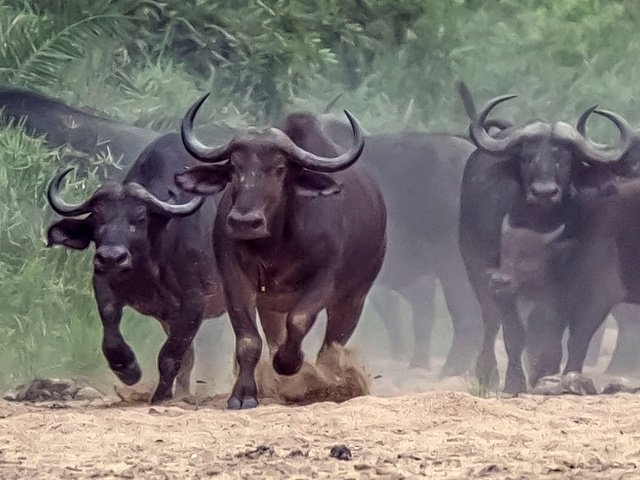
[4,81,640,408]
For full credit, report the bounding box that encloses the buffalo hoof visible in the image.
[409,355,431,371]
[227,396,258,410]
[503,376,527,396]
[114,360,142,386]
[273,349,303,376]
[150,389,173,405]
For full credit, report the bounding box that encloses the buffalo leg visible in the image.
[497,300,527,394]
[222,259,261,410]
[322,289,368,352]
[583,321,606,367]
[273,273,334,376]
[404,276,438,369]
[369,288,410,361]
[606,304,640,375]
[258,308,287,356]
[439,261,482,376]
[475,301,501,395]
[151,309,202,404]
[159,322,195,399]
[94,279,141,386]
[564,307,613,377]
[525,304,564,387]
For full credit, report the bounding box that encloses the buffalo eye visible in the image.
[274,165,286,177]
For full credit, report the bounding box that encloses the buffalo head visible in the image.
[470,96,631,210]
[488,214,566,301]
[175,95,364,241]
[46,168,203,275]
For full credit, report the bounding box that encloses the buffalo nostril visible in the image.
[531,183,560,198]
[228,211,265,230]
[95,246,132,271]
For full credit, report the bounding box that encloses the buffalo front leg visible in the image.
[159,322,195,399]
[564,307,612,378]
[94,279,141,386]
[475,301,501,396]
[498,300,527,395]
[525,304,564,387]
[221,257,261,410]
[151,310,202,404]
[273,273,333,376]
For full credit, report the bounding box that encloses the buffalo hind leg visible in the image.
[321,289,368,355]
[160,322,195,399]
[606,304,640,375]
[403,276,438,370]
[439,261,482,377]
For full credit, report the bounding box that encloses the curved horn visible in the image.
[278,109,365,172]
[181,94,234,163]
[457,81,477,120]
[573,108,633,164]
[323,93,344,114]
[47,168,95,217]
[125,183,205,217]
[576,105,598,136]
[469,94,520,152]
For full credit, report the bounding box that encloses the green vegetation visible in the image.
[0,0,638,389]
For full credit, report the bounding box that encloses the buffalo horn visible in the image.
[573,107,633,163]
[125,183,204,217]
[469,95,520,152]
[275,110,365,172]
[47,168,96,217]
[181,94,234,163]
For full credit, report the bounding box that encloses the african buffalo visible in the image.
[575,110,640,374]
[459,95,632,394]
[279,94,489,376]
[46,132,226,403]
[175,95,386,409]
[0,86,160,179]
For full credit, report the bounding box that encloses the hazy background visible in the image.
[0,0,637,392]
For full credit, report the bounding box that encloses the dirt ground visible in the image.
[0,322,640,480]
[2,386,640,479]
[2,324,639,479]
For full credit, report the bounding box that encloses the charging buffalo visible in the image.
[175,95,387,409]
[46,132,226,403]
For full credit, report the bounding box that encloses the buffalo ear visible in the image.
[175,165,231,195]
[47,219,93,250]
[294,170,343,197]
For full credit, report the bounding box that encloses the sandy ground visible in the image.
[2,315,639,479]
[2,387,640,479]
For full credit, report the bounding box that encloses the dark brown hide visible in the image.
[176,100,386,409]
[46,133,226,403]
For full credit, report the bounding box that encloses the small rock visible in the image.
[560,372,597,395]
[602,377,640,394]
[330,444,352,461]
[74,387,103,400]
